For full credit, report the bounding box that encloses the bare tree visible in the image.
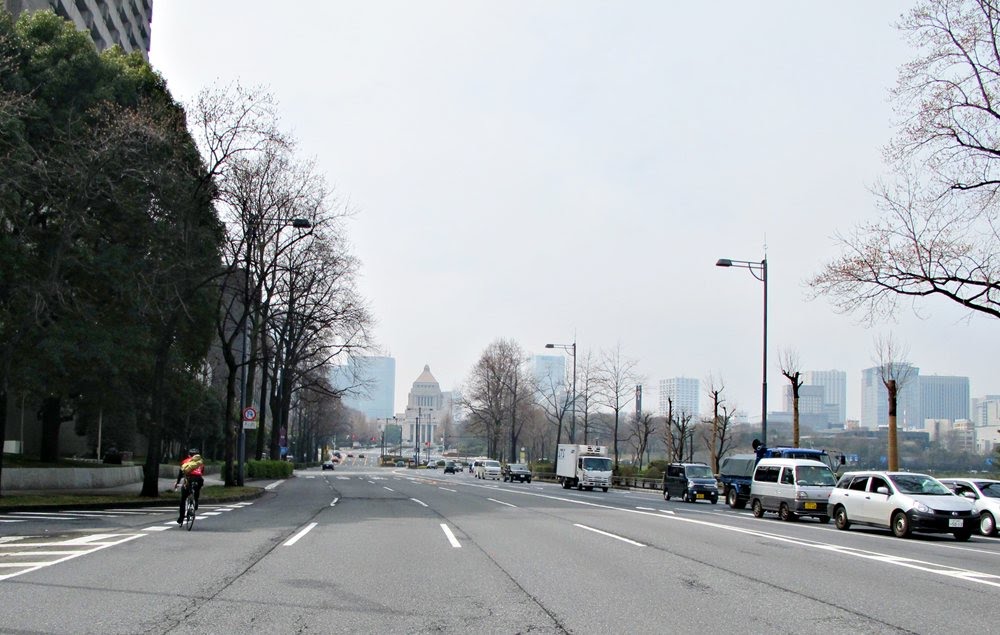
[576,350,598,444]
[700,404,738,471]
[810,1,1000,324]
[595,343,640,470]
[460,339,523,458]
[535,355,573,461]
[778,349,804,448]
[874,335,915,471]
[705,375,726,472]
[628,411,656,471]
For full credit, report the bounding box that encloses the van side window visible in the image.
[848,477,869,492]
[868,477,889,493]
[668,466,682,477]
[754,465,780,483]
[781,468,795,485]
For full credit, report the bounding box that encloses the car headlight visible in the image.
[912,501,931,514]
[687,480,696,488]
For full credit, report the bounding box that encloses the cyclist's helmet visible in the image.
[187,448,200,456]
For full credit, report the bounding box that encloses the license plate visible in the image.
[696,493,705,499]
[949,519,963,528]
[804,502,817,510]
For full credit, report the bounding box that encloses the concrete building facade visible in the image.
[4,0,153,59]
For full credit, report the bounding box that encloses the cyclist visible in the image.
[173,448,205,524]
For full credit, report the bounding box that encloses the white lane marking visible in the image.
[575,523,645,547]
[330,497,340,507]
[384,487,395,492]
[658,509,675,515]
[0,515,65,521]
[488,498,517,508]
[265,480,285,491]
[143,526,171,532]
[0,534,143,581]
[440,524,461,548]
[201,512,222,516]
[368,481,377,484]
[283,522,318,547]
[636,506,655,511]
[410,498,428,507]
[439,487,457,493]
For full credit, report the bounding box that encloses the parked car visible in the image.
[476,459,502,480]
[662,462,718,503]
[395,460,406,468]
[322,460,336,471]
[502,463,532,483]
[426,461,438,469]
[748,458,836,522]
[443,461,458,474]
[940,477,1000,536]
[830,471,979,540]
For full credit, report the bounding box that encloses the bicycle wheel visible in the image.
[185,498,195,531]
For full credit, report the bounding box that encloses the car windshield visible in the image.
[889,474,950,495]
[509,464,526,470]
[795,466,836,486]
[485,461,500,468]
[582,457,612,471]
[685,465,714,478]
[976,482,1000,498]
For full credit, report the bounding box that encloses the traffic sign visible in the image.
[242,407,257,422]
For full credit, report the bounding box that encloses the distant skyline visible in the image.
[148,2,1000,423]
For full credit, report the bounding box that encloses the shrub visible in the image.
[246,460,294,479]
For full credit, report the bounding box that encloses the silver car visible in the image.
[940,478,1000,537]
[829,471,979,541]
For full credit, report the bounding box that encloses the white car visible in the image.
[829,471,979,541]
[940,478,1000,536]
[476,460,501,480]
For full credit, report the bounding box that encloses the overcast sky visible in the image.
[149,1,998,421]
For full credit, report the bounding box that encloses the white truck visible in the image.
[556,444,613,492]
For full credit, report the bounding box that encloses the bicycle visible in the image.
[178,477,196,531]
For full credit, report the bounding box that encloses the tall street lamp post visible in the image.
[545,340,577,443]
[238,217,312,486]
[715,256,768,448]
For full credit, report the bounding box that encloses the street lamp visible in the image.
[238,217,312,485]
[715,256,768,448]
[544,340,577,443]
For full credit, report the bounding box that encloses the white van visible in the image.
[749,458,837,523]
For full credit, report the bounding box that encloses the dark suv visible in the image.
[502,463,532,483]
[663,462,719,503]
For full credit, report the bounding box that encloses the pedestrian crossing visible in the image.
[0,502,255,525]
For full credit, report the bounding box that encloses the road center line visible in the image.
[283,522,318,546]
[439,487,457,492]
[384,487,395,492]
[440,524,461,548]
[574,523,645,547]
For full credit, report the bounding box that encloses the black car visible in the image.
[502,463,532,483]
[322,460,336,471]
[444,461,457,474]
[663,462,718,503]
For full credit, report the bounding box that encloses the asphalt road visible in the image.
[1,463,998,634]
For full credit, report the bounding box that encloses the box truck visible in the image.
[557,444,613,492]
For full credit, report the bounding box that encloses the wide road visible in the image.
[1,463,998,634]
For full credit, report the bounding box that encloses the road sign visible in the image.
[243,407,258,421]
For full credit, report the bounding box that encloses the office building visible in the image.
[532,355,566,396]
[332,356,396,421]
[972,395,1000,429]
[802,370,847,426]
[659,377,700,418]
[4,0,153,59]
[860,364,920,429]
[919,375,970,424]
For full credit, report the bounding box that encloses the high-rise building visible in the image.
[860,364,920,429]
[918,375,970,424]
[802,370,847,426]
[532,355,566,396]
[4,0,153,59]
[658,377,700,418]
[331,356,396,421]
[972,395,1000,429]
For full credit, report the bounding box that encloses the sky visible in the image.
[148,1,1000,421]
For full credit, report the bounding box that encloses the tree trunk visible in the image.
[0,384,7,497]
[40,396,62,463]
[887,379,899,471]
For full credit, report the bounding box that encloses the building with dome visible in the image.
[401,365,452,455]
